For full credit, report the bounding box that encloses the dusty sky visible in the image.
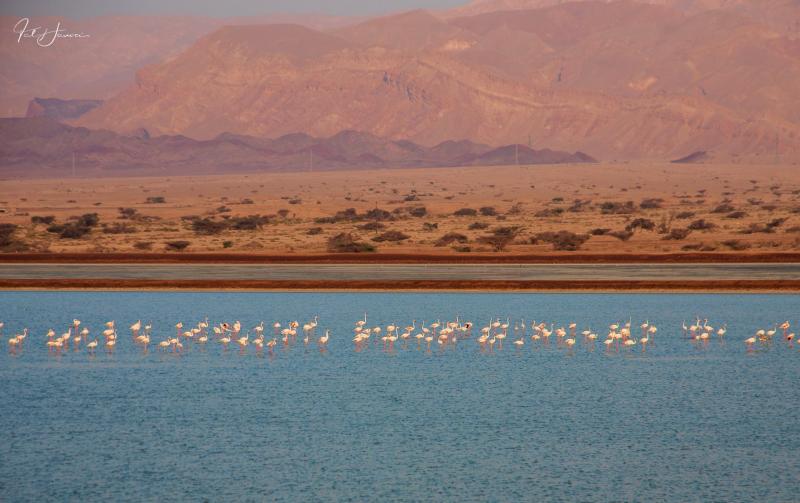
[1,0,468,17]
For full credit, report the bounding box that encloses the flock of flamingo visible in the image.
[2,315,796,356]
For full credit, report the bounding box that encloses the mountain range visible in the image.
[0,117,595,178]
[2,0,800,165]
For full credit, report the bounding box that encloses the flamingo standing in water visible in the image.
[318,329,330,347]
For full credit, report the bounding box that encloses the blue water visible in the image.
[1,291,799,502]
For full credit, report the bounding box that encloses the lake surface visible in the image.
[2,262,800,281]
[1,291,799,502]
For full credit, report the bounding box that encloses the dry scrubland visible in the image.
[1,163,799,256]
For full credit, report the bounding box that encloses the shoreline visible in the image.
[2,252,800,264]
[1,278,798,292]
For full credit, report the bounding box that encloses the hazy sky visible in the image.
[1,0,468,17]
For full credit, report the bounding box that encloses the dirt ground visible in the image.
[2,162,799,255]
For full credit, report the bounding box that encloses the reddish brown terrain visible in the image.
[1,163,798,257]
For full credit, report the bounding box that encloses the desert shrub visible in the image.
[479,206,497,216]
[590,228,611,236]
[688,219,715,231]
[118,207,138,219]
[365,208,393,221]
[454,208,478,217]
[675,211,695,219]
[681,243,717,252]
[785,226,800,233]
[229,215,270,230]
[70,213,99,227]
[404,194,419,202]
[133,241,152,250]
[740,218,788,234]
[640,198,663,209]
[358,222,386,231]
[223,241,234,248]
[453,245,471,252]
[725,211,747,219]
[192,218,228,235]
[240,198,254,205]
[608,230,634,241]
[435,232,468,247]
[306,227,323,235]
[277,209,290,218]
[552,197,564,203]
[102,223,137,234]
[568,200,592,212]
[327,233,375,253]
[761,204,778,211]
[288,198,302,205]
[711,203,735,213]
[0,224,18,247]
[663,228,691,240]
[722,239,751,251]
[165,240,190,251]
[535,208,564,217]
[31,215,55,225]
[145,196,166,204]
[469,222,489,230]
[372,231,410,242]
[48,221,91,239]
[534,231,590,251]
[600,201,635,214]
[422,222,438,231]
[626,218,656,231]
[407,206,427,218]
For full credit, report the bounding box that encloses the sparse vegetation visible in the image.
[608,230,634,241]
[454,208,478,217]
[640,198,663,209]
[327,233,375,253]
[600,201,635,214]
[145,196,166,204]
[625,218,655,231]
[721,239,751,251]
[663,228,691,240]
[535,208,564,217]
[435,232,468,247]
[31,215,55,225]
[468,222,489,230]
[372,231,410,242]
[534,231,590,251]
[102,223,137,234]
[688,219,716,231]
[165,240,190,251]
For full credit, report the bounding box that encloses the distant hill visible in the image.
[0,117,595,178]
[26,98,103,121]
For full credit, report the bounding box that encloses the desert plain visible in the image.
[1,162,799,258]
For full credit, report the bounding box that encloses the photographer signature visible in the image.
[13,17,90,47]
